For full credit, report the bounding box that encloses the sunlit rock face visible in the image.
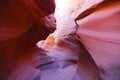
[38,0,120,80]
[0,0,120,80]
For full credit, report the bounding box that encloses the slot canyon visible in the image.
[0,0,120,80]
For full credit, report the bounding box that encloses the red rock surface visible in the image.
[0,0,120,80]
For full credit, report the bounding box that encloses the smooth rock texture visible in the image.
[0,0,120,80]
[40,65,77,80]
[38,0,120,80]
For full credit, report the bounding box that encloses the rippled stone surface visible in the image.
[0,0,120,80]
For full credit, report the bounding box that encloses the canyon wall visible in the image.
[0,0,120,80]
